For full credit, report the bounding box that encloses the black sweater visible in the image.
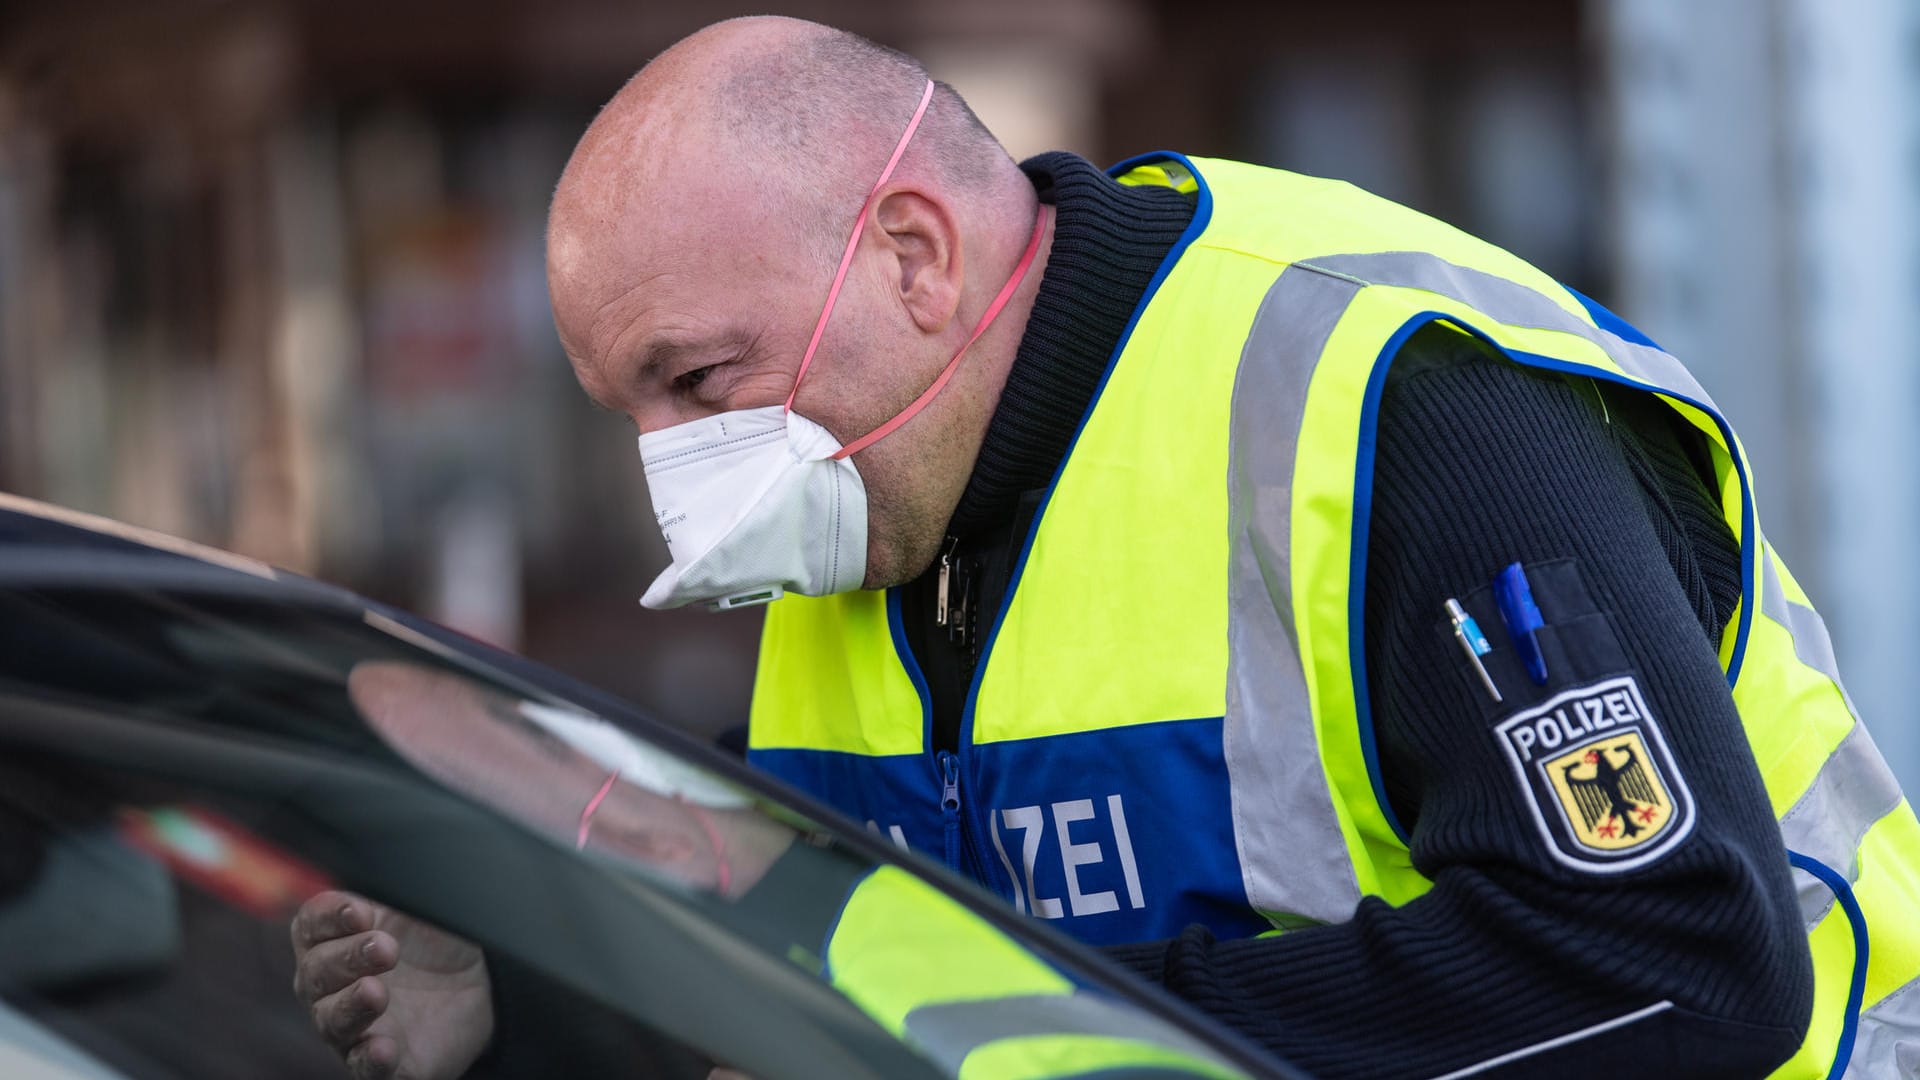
[904,152,1812,1079]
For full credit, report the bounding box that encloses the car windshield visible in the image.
[0,510,1288,1080]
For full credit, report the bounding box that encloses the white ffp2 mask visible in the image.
[638,406,866,610]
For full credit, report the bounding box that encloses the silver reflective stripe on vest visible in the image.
[900,993,1232,1076]
[1224,265,1368,925]
[1759,547,1906,926]
[1761,548,1861,720]
[1300,252,1726,420]
[1299,249,1916,932]
[1781,721,1904,927]
[1846,974,1920,1078]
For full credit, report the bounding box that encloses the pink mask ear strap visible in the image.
[785,79,936,413]
[829,202,1050,460]
[576,769,621,850]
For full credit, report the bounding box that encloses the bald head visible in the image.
[553,18,1013,268]
[547,17,1051,589]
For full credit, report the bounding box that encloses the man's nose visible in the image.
[631,402,721,434]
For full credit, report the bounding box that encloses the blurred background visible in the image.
[2,0,1917,788]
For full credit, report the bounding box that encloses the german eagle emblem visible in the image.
[1494,676,1693,872]
[1549,735,1668,847]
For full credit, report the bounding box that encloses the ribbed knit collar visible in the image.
[943,151,1196,538]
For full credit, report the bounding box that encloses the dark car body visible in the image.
[0,493,1302,1080]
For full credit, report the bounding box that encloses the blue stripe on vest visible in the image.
[750,748,948,859]
[1561,283,1665,351]
[756,718,1272,947]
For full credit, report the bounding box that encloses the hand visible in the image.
[291,890,493,1080]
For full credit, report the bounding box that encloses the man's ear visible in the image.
[871,188,961,334]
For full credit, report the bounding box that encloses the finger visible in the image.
[311,974,390,1050]
[294,930,397,1004]
[348,1033,401,1080]
[292,890,373,953]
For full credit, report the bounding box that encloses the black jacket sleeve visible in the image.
[1104,327,1813,1079]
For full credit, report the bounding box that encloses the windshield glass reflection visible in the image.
[348,660,791,899]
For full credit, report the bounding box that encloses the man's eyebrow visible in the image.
[635,337,699,380]
[634,330,755,380]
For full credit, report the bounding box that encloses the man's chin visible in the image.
[860,537,941,591]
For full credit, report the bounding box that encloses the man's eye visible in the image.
[674,366,716,391]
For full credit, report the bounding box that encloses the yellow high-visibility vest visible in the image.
[754,154,1920,1078]
[823,864,1249,1079]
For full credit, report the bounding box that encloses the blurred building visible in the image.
[1594,0,1920,793]
[3,0,1917,790]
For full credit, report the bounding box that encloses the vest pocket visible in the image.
[1448,558,1634,716]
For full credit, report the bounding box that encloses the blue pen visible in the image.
[1445,598,1501,702]
[1493,562,1549,685]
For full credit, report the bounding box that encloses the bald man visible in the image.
[292,14,1920,1080]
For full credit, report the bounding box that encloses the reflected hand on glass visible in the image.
[291,889,492,1080]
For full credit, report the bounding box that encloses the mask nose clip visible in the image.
[709,586,784,611]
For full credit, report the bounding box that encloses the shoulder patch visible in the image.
[1492,676,1694,872]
